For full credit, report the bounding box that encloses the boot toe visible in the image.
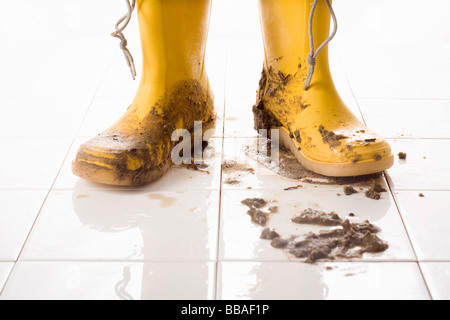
[72,133,170,186]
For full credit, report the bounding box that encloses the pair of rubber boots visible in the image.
[73,0,394,187]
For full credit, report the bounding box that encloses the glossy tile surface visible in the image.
[1,262,214,300]
[21,190,220,261]
[218,262,429,300]
[0,191,48,261]
[386,139,450,191]
[1,0,449,300]
[420,263,450,300]
[220,189,415,262]
[396,191,450,261]
[0,263,13,294]
[0,138,72,189]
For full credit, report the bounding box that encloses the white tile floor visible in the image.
[1,0,450,300]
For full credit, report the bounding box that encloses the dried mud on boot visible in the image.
[319,125,348,148]
[74,79,215,187]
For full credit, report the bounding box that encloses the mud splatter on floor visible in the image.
[286,218,388,263]
[148,194,177,208]
[222,161,256,185]
[343,186,358,196]
[398,152,407,160]
[245,144,385,189]
[284,185,303,191]
[364,183,388,200]
[241,198,278,226]
[291,208,342,226]
[260,228,280,240]
[253,205,388,264]
[181,162,211,174]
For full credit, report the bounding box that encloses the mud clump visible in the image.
[365,190,381,200]
[271,238,290,249]
[241,198,267,209]
[284,185,303,191]
[364,183,387,200]
[289,220,388,263]
[258,208,388,263]
[241,198,278,227]
[248,204,389,263]
[260,228,280,240]
[319,125,347,148]
[398,152,407,160]
[343,186,358,196]
[291,208,342,227]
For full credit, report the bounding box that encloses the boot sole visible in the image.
[72,117,216,187]
[277,126,394,177]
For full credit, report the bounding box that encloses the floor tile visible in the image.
[396,191,450,261]
[0,190,48,261]
[359,99,450,139]
[220,189,415,262]
[224,96,258,138]
[1,261,214,300]
[385,139,450,191]
[0,263,13,296]
[218,262,430,300]
[54,137,222,191]
[20,189,220,262]
[420,262,450,300]
[0,96,92,138]
[0,138,72,189]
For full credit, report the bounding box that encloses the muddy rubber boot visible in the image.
[72,0,215,186]
[255,0,393,177]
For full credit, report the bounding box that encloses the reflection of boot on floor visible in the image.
[73,0,215,187]
[254,0,394,177]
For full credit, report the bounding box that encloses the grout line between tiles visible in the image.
[213,38,228,301]
[6,258,421,264]
[384,172,433,300]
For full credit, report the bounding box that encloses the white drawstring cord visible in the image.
[111,0,137,80]
[304,0,338,90]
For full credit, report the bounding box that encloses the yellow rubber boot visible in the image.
[255,0,393,177]
[73,0,215,186]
